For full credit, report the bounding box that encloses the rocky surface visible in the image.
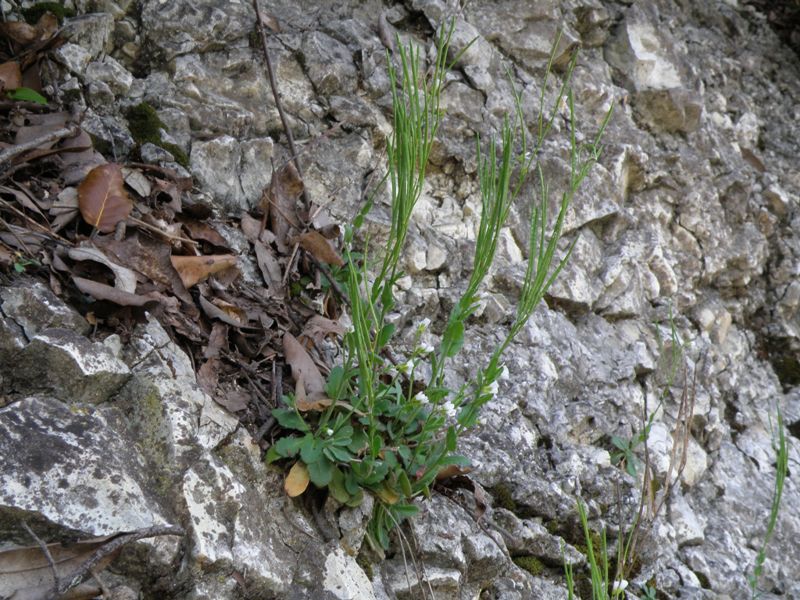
[2,0,800,599]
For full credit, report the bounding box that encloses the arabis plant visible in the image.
[268,24,612,551]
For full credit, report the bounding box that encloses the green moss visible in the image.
[160,141,190,168]
[512,555,545,576]
[545,519,560,535]
[127,102,164,143]
[125,102,190,168]
[22,3,74,24]
[492,484,517,512]
[355,552,374,580]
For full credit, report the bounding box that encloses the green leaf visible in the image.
[349,429,368,453]
[398,445,412,465]
[345,488,365,507]
[380,283,395,313]
[265,445,281,464]
[611,436,629,450]
[325,365,345,398]
[369,431,382,457]
[7,87,47,104]
[391,503,419,519]
[398,470,412,497]
[333,424,354,443]
[344,469,361,495]
[307,456,334,487]
[274,436,304,457]
[439,453,471,467]
[441,320,465,358]
[299,434,322,464]
[328,467,350,503]
[446,426,457,452]
[376,323,395,349]
[272,408,309,432]
[325,445,354,462]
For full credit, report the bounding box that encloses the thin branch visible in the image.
[21,521,61,595]
[0,125,80,171]
[53,525,184,599]
[252,0,311,214]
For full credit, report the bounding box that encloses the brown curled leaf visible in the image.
[77,163,133,233]
[170,254,238,288]
[295,230,344,267]
[285,461,310,497]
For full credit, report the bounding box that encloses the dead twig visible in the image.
[21,521,61,595]
[252,0,311,214]
[0,125,80,172]
[53,525,184,600]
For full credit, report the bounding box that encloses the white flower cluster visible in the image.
[416,317,431,334]
[397,358,416,374]
[442,400,457,419]
[418,341,434,356]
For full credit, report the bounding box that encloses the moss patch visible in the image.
[22,3,74,24]
[512,555,545,576]
[125,102,189,168]
[491,483,517,512]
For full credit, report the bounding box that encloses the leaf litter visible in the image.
[0,4,351,461]
[0,5,486,563]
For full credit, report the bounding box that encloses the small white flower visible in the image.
[397,358,415,374]
[481,380,499,397]
[442,401,457,419]
[386,365,398,378]
[611,579,628,594]
[419,342,434,356]
[499,364,510,381]
[325,428,334,437]
[414,391,429,404]
[417,318,431,333]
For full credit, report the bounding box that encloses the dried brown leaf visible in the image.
[0,534,114,600]
[68,245,138,293]
[34,12,59,41]
[96,234,194,307]
[302,315,346,348]
[435,464,473,481]
[268,162,304,251]
[170,254,238,289]
[197,358,220,396]
[239,213,264,243]
[60,129,104,185]
[215,388,250,413]
[181,219,229,248]
[0,21,37,45]
[73,276,160,307]
[295,230,344,267]
[204,322,228,359]
[0,61,22,90]
[78,163,133,233]
[254,240,283,292]
[282,332,326,398]
[13,112,69,146]
[284,461,310,497]
[199,294,248,328]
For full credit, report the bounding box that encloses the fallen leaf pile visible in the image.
[0,8,349,443]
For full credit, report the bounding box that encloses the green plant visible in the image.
[748,410,788,599]
[268,26,612,551]
[12,253,39,273]
[639,584,657,600]
[611,307,685,477]
[565,501,628,600]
